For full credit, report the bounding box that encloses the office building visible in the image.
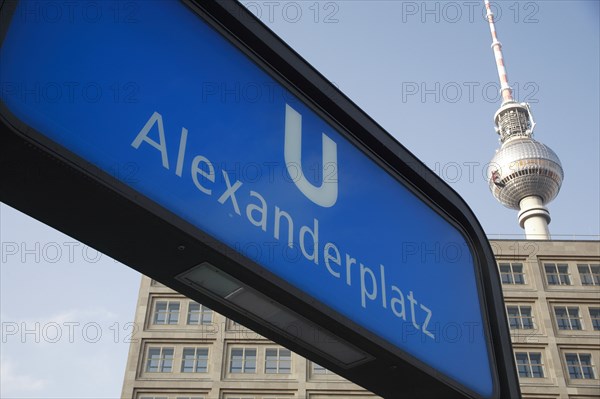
[121,239,600,399]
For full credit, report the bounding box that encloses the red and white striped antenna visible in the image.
[484,0,514,104]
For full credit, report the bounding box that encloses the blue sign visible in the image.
[1,1,494,396]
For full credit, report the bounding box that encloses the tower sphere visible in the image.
[489,137,564,210]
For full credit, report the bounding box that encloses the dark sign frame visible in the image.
[0,0,520,397]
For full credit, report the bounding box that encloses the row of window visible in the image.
[515,351,596,380]
[152,300,213,326]
[146,343,599,382]
[506,304,600,332]
[146,346,296,375]
[153,297,600,336]
[145,345,333,376]
[229,347,291,374]
[499,261,599,286]
[148,299,266,340]
[147,347,209,373]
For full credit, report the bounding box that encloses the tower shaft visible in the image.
[518,196,551,239]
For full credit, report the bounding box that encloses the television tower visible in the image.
[484,0,563,239]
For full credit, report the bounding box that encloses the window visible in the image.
[565,353,596,379]
[507,305,534,329]
[187,302,213,325]
[589,308,600,331]
[153,301,180,325]
[265,348,291,374]
[499,262,525,284]
[555,306,582,330]
[176,396,204,399]
[181,347,209,373]
[578,263,600,286]
[146,347,174,372]
[515,352,544,378]
[230,348,257,373]
[544,263,571,285]
[312,362,334,375]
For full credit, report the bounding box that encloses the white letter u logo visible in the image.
[284,104,338,208]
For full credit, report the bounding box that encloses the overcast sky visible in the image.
[1,1,599,398]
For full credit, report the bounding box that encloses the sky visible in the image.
[1,1,599,398]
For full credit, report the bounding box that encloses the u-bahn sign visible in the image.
[0,1,519,398]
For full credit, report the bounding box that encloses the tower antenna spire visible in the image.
[483,0,563,240]
[484,0,513,104]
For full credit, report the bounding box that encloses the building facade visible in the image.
[121,239,600,399]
